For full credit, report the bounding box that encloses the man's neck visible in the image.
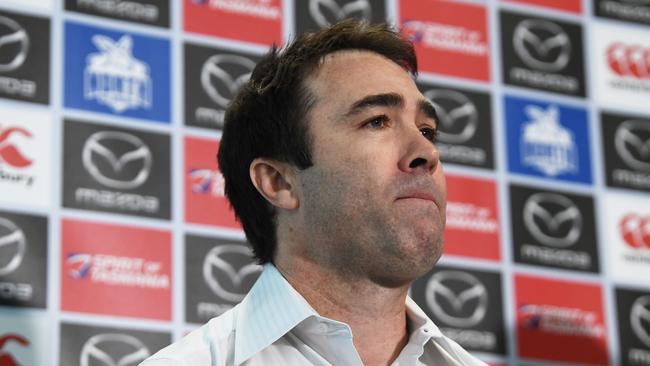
[275,257,411,366]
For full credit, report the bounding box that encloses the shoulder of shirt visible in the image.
[138,305,238,366]
[138,263,312,366]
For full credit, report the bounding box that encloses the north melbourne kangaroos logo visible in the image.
[521,104,577,177]
[84,34,152,113]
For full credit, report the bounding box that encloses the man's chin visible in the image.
[405,236,444,276]
[369,244,442,288]
[409,227,444,262]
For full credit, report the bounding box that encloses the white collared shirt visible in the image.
[140,264,487,366]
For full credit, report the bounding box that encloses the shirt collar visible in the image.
[232,264,447,365]
[405,296,444,340]
[405,297,468,364]
[233,263,317,365]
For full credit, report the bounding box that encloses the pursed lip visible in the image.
[395,191,438,205]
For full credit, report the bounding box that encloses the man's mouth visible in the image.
[396,191,438,205]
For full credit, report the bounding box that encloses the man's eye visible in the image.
[364,115,389,129]
[420,127,438,143]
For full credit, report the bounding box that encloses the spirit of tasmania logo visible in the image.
[505,95,592,184]
[506,0,582,13]
[64,21,170,123]
[66,252,169,289]
[443,175,500,261]
[185,136,240,229]
[184,0,282,46]
[400,0,489,81]
[515,274,608,365]
[61,219,171,320]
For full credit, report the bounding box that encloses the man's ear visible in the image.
[249,158,300,210]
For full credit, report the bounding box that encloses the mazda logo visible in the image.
[80,333,150,366]
[523,193,582,247]
[615,120,650,172]
[82,131,152,190]
[631,295,650,348]
[0,15,29,73]
[513,19,571,72]
[423,89,478,144]
[309,0,372,28]
[0,217,26,276]
[425,270,487,328]
[201,54,256,108]
[202,244,262,303]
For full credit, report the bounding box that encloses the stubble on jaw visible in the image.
[297,162,445,289]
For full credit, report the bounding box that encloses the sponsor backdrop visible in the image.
[0,0,649,365]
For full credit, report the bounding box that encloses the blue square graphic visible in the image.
[64,21,171,123]
[505,95,592,184]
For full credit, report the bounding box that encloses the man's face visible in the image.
[294,50,447,286]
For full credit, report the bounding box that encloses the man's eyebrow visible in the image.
[344,93,404,118]
[419,99,438,126]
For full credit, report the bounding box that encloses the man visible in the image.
[142,20,487,366]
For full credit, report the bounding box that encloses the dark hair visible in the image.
[217,19,418,264]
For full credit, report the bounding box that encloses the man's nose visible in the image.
[397,127,441,174]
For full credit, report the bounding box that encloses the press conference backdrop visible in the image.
[0,0,649,365]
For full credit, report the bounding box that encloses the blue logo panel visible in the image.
[505,95,592,184]
[64,21,171,123]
